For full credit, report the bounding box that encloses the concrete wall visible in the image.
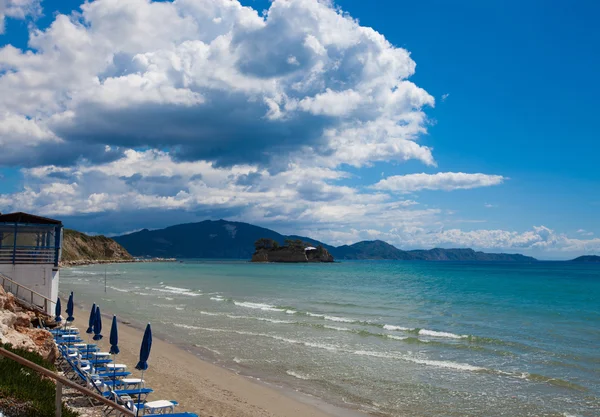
[0,264,58,314]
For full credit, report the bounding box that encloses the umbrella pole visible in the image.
[136,369,145,417]
[113,353,117,388]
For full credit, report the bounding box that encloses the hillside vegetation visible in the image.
[61,229,133,263]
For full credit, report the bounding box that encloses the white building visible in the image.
[0,212,63,314]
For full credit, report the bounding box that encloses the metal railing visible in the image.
[0,273,54,316]
[0,346,135,417]
[0,246,56,264]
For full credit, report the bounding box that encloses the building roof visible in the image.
[0,212,62,225]
[305,246,317,251]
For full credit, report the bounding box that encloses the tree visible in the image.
[254,238,276,251]
[284,239,305,251]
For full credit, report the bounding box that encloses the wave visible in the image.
[175,325,481,372]
[170,323,585,390]
[194,344,221,356]
[173,323,200,330]
[418,329,467,339]
[351,350,485,372]
[233,301,285,312]
[200,296,531,354]
[383,324,414,331]
[198,311,220,316]
[107,286,129,293]
[153,303,186,310]
[225,314,294,324]
[323,325,352,332]
[305,312,359,324]
[152,286,201,296]
[286,370,311,380]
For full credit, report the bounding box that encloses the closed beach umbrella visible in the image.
[109,315,120,382]
[66,292,75,322]
[54,298,62,322]
[109,316,120,355]
[86,304,96,334]
[135,323,152,416]
[85,303,96,360]
[93,306,103,341]
[135,323,152,371]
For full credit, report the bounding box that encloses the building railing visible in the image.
[0,246,57,264]
[0,346,135,417]
[0,273,54,316]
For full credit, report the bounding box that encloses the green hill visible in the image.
[61,229,133,263]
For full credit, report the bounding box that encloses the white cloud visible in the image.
[372,172,506,193]
[0,0,435,169]
[441,93,450,102]
[0,0,41,33]
[484,203,496,208]
[0,149,597,255]
[577,229,594,236]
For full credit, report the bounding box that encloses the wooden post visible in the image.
[55,381,62,417]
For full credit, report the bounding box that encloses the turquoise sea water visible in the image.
[61,261,599,417]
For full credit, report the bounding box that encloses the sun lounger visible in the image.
[110,391,183,415]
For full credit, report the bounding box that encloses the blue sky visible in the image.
[0,0,598,258]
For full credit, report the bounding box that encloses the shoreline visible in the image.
[71,303,370,417]
[61,258,177,267]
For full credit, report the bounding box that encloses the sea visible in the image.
[60,260,600,417]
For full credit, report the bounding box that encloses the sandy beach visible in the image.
[72,305,366,417]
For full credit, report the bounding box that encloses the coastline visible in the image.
[61,258,177,267]
[71,304,370,417]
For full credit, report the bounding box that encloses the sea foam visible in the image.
[418,329,467,339]
[233,301,285,312]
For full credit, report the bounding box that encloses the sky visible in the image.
[0,0,598,259]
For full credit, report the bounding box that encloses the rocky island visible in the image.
[251,238,334,263]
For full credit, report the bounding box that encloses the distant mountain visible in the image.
[331,240,536,262]
[114,220,538,262]
[334,240,413,260]
[569,255,600,262]
[113,220,324,259]
[406,247,536,262]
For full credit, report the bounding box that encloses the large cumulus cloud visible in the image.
[0,0,434,168]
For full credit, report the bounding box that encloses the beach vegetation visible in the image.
[0,343,79,417]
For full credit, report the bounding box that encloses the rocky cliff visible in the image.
[252,246,334,263]
[61,229,133,265]
[0,286,58,362]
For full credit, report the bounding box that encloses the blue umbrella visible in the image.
[109,315,120,382]
[85,304,96,362]
[93,306,103,341]
[135,323,152,371]
[109,316,120,355]
[135,323,152,416]
[54,298,62,322]
[66,292,75,322]
[86,304,96,334]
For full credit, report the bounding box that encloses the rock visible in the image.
[21,328,58,363]
[251,245,334,263]
[0,286,58,362]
